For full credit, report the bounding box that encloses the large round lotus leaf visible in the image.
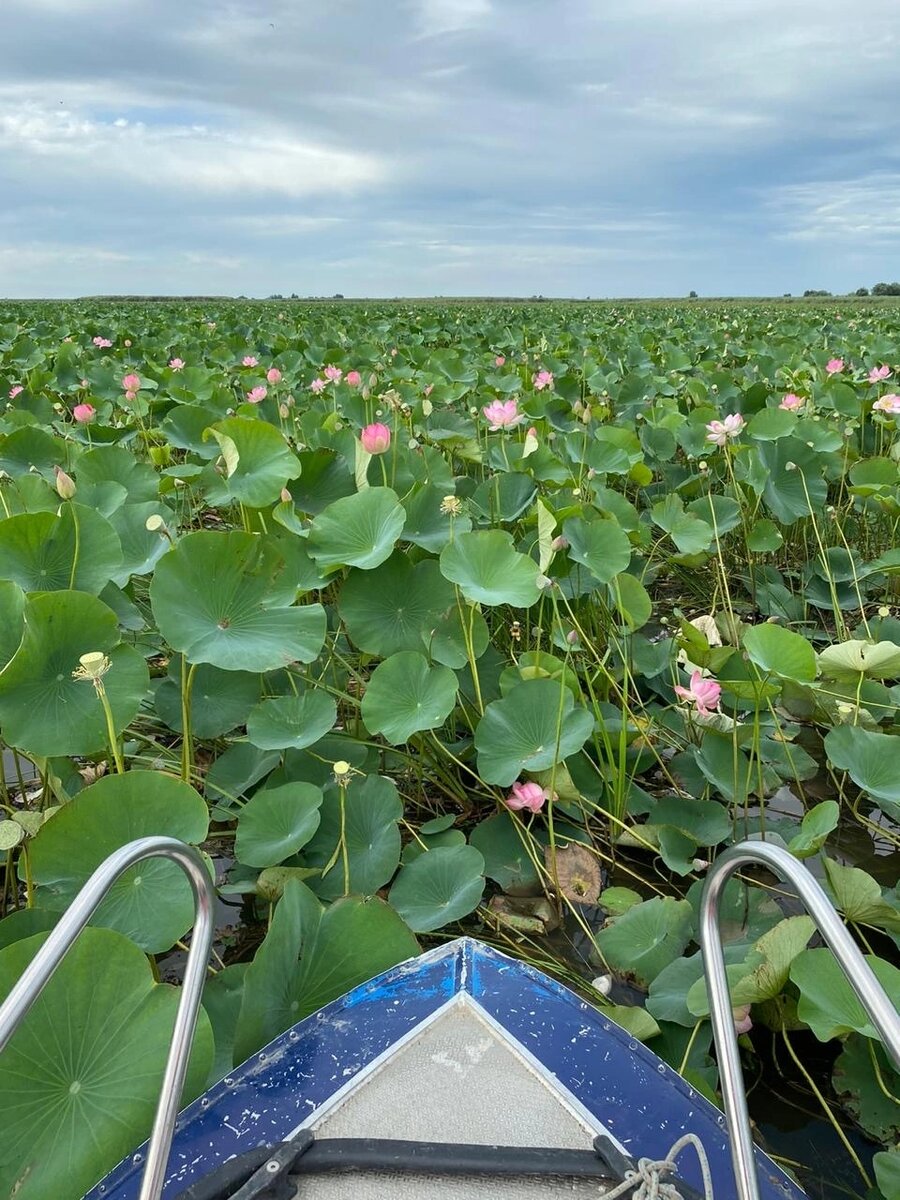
[0,503,123,593]
[76,443,159,503]
[401,482,472,551]
[235,782,323,867]
[427,602,490,668]
[0,579,25,667]
[743,623,817,683]
[308,486,406,572]
[0,927,213,1200]
[246,690,337,750]
[388,844,485,932]
[594,897,694,988]
[361,651,458,744]
[824,725,900,804]
[817,639,900,681]
[562,515,632,584]
[302,773,402,901]
[439,530,542,607]
[234,880,418,1061]
[0,591,148,757]
[205,416,302,507]
[791,947,900,1041]
[0,907,58,952]
[469,811,541,891]
[150,530,326,671]
[474,679,595,786]
[338,553,454,655]
[28,771,209,953]
[108,501,174,584]
[155,660,262,738]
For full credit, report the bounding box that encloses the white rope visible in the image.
[602,1133,715,1200]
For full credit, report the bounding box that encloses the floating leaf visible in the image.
[474,679,595,786]
[388,844,485,932]
[834,1035,900,1144]
[0,927,213,1200]
[235,782,323,867]
[595,897,693,987]
[469,811,540,892]
[246,690,337,751]
[150,530,326,672]
[302,774,403,901]
[338,553,454,656]
[361,651,458,744]
[548,841,602,904]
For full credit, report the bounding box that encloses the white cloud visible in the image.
[416,0,492,36]
[766,174,900,243]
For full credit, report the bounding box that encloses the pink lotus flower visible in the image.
[733,1004,753,1035]
[8,385,23,399]
[506,781,550,813]
[266,367,282,384]
[705,413,745,446]
[247,386,267,403]
[494,355,506,366]
[73,403,96,423]
[482,398,523,430]
[122,373,141,393]
[674,670,722,717]
[873,394,900,415]
[241,356,259,367]
[826,358,844,375]
[360,422,391,454]
[92,336,112,348]
[346,370,362,387]
[868,365,891,383]
[54,465,76,500]
[533,370,554,391]
[324,365,343,383]
[124,391,137,403]
[779,393,803,411]
[169,357,185,370]
[309,378,326,394]
[390,348,398,357]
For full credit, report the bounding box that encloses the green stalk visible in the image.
[180,661,198,784]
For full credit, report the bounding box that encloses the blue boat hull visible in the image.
[88,938,805,1200]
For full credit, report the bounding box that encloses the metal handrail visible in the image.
[0,836,215,1200]
[699,840,900,1200]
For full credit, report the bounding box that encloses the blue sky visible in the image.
[1,0,898,298]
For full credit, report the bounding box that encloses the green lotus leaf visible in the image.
[817,639,900,681]
[650,496,713,555]
[824,725,900,803]
[150,530,326,671]
[743,623,817,683]
[0,503,123,594]
[235,782,323,867]
[155,659,262,738]
[75,443,159,503]
[205,416,302,507]
[107,501,174,584]
[338,552,455,656]
[28,771,209,953]
[361,651,459,744]
[308,486,406,571]
[609,571,652,630]
[0,928,213,1200]
[594,897,693,988]
[822,857,900,933]
[562,514,633,583]
[469,811,541,892]
[787,800,840,859]
[0,579,25,667]
[246,689,337,750]
[302,773,403,901]
[0,591,148,757]
[388,844,485,933]
[474,678,595,786]
[791,947,900,1041]
[440,529,542,607]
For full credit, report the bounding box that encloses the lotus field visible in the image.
[0,299,898,1200]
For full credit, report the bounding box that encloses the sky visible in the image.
[1,0,899,299]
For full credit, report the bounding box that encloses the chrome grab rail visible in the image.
[699,840,900,1200]
[0,836,215,1200]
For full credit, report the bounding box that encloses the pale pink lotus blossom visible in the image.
[324,365,343,383]
[779,393,803,411]
[121,373,141,392]
[506,781,551,813]
[674,670,722,717]
[73,403,96,423]
[360,423,391,454]
[266,367,282,384]
[54,465,76,500]
[869,365,891,383]
[8,385,23,399]
[92,336,112,348]
[169,357,185,370]
[733,1004,753,1035]
[247,386,267,403]
[309,378,326,394]
[533,370,554,391]
[495,355,506,366]
[124,391,137,403]
[482,398,523,430]
[826,358,844,375]
[346,370,362,387]
[241,356,259,367]
[705,413,745,446]
[390,347,398,357]
[873,394,900,415]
